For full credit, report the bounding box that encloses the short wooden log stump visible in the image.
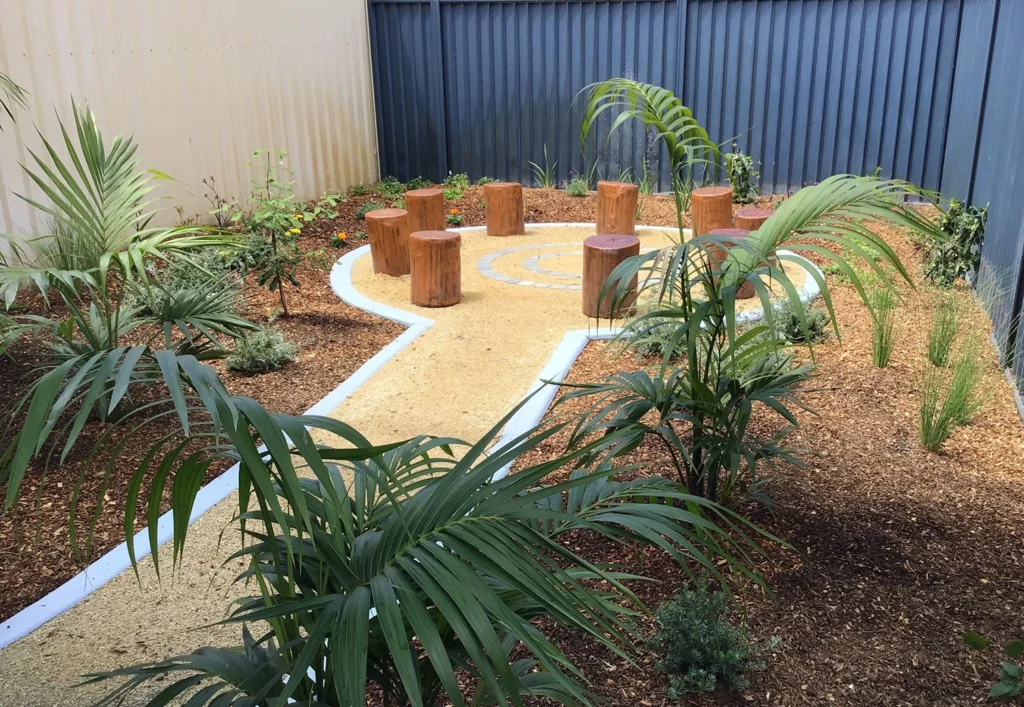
[691,186,734,236]
[365,208,410,276]
[410,230,461,308]
[406,187,446,233]
[709,227,755,299]
[596,181,640,236]
[483,182,525,237]
[583,234,640,319]
[734,207,774,231]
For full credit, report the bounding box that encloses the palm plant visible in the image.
[0,104,252,523]
[580,79,719,240]
[84,394,775,706]
[0,71,28,130]
[566,173,945,503]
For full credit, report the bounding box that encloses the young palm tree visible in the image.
[0,71,28,130]
[0,104,251,524]
[83,396,776,706]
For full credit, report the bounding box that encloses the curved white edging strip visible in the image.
[0,245,434,651]
[1,234,821,650]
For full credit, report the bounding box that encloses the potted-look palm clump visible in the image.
[0,104,252,526]
[570,78,946,506]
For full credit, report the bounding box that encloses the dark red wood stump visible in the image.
[410,230,461,307]
[735,207,775,231]
[366,208,411,276]
[583,234,640,318]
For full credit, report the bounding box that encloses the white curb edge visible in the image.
[1,229,821,650]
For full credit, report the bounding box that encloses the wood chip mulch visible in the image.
[512,224,1024,706]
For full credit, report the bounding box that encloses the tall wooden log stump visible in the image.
[483,182,525,237]
[596,181,639,235]
[583,234,640,319]
[734,207,774,231]
[691,186,734,236]
[708,227,755,299]
[406,187,446,233]
[366,208,410,276]
[410,230,461,307]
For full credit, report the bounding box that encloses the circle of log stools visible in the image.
[405,187,446,233]
[409,230,462,307]
[596,181,639,236]
[734,207,775,231]
[483,182,525,237]
[690,186,734,236]
[365,208,411,276]
[708,227,755,299]
[582,234,640,318]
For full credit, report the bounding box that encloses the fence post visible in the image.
[429,0,449,181]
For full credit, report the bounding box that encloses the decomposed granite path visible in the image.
[0,224,806,705]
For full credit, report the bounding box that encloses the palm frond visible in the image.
[0,71,28,130]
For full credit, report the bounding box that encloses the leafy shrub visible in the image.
[373,176,405,199]
[566,175,589,197]
[919,335,985,451]
[871,287,898,367]
[446,213,463,226]
[926,199,987,287]
[476,176,497,185]
[354,230,368,240]
[126,248,243,314]
[226,327,298,373]
[964,632,1024,701]
[772,299,831,344]
[442,172,471,200]
[356,201,384,220]
[349,183,369,196]
[330,232,348,248]
[723,143,760,204]
[391,198,405,209]
[928,294,963,367]
[649,581,775,696]
[406,176,429,190]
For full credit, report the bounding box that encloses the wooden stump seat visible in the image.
[690,186,733,236]
[596,181,639,236]
[582,234,640,319]
[708,227,755,299]
[406,187,446,233]
[734,207,775,231]
[483,182,525,237]
[365,208,410,276]
[410,230,461,307]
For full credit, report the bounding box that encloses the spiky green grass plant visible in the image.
[927,293,963,367]
[870,287,899,367]
[919,336,985,451]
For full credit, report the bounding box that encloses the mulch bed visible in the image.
[511,221,1024,705]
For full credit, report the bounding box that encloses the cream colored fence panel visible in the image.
[0,0,379,241]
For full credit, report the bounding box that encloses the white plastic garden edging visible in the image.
[0,227,822,650]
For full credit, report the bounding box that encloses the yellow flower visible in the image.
[449,208,460,215]
[288,227,301,235]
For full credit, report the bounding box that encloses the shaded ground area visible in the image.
[514,227,1024,706]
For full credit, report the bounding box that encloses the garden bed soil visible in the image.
[512,223,1024,706]
[0,239,404,623]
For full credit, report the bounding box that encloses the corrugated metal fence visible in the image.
[0,0,380,240]
[369,0,1024,407]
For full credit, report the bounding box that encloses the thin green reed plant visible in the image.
[871,287,899,367]
[919,335,985,451]
[927,293,963,367]
[528,144,557,187]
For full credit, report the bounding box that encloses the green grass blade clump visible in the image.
[871,287,899,367]
[928,294,963,367]
[919,336,985,451]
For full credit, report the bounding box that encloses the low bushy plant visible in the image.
[446,213,463,226]
[566,175,589,197]
[126,248,243,315]
[919,335,985,451]
[928,293,963,367]
[330,232,348,248]
[723,143,760,204]
[772,299,831,344]
[964,632,1024,701]
[927,199,987,287]
[405,176,430,190]
[349,183,369,196]
[356,201,384,220]
[649,581,775,696]
[871,287,899,367]
[476,176,497,185]
[373,176,405,200]
[442,172,471,200]
[226,327,298,373]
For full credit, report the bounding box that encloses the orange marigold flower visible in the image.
[449,208,460,215]
[337,232,347,240]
